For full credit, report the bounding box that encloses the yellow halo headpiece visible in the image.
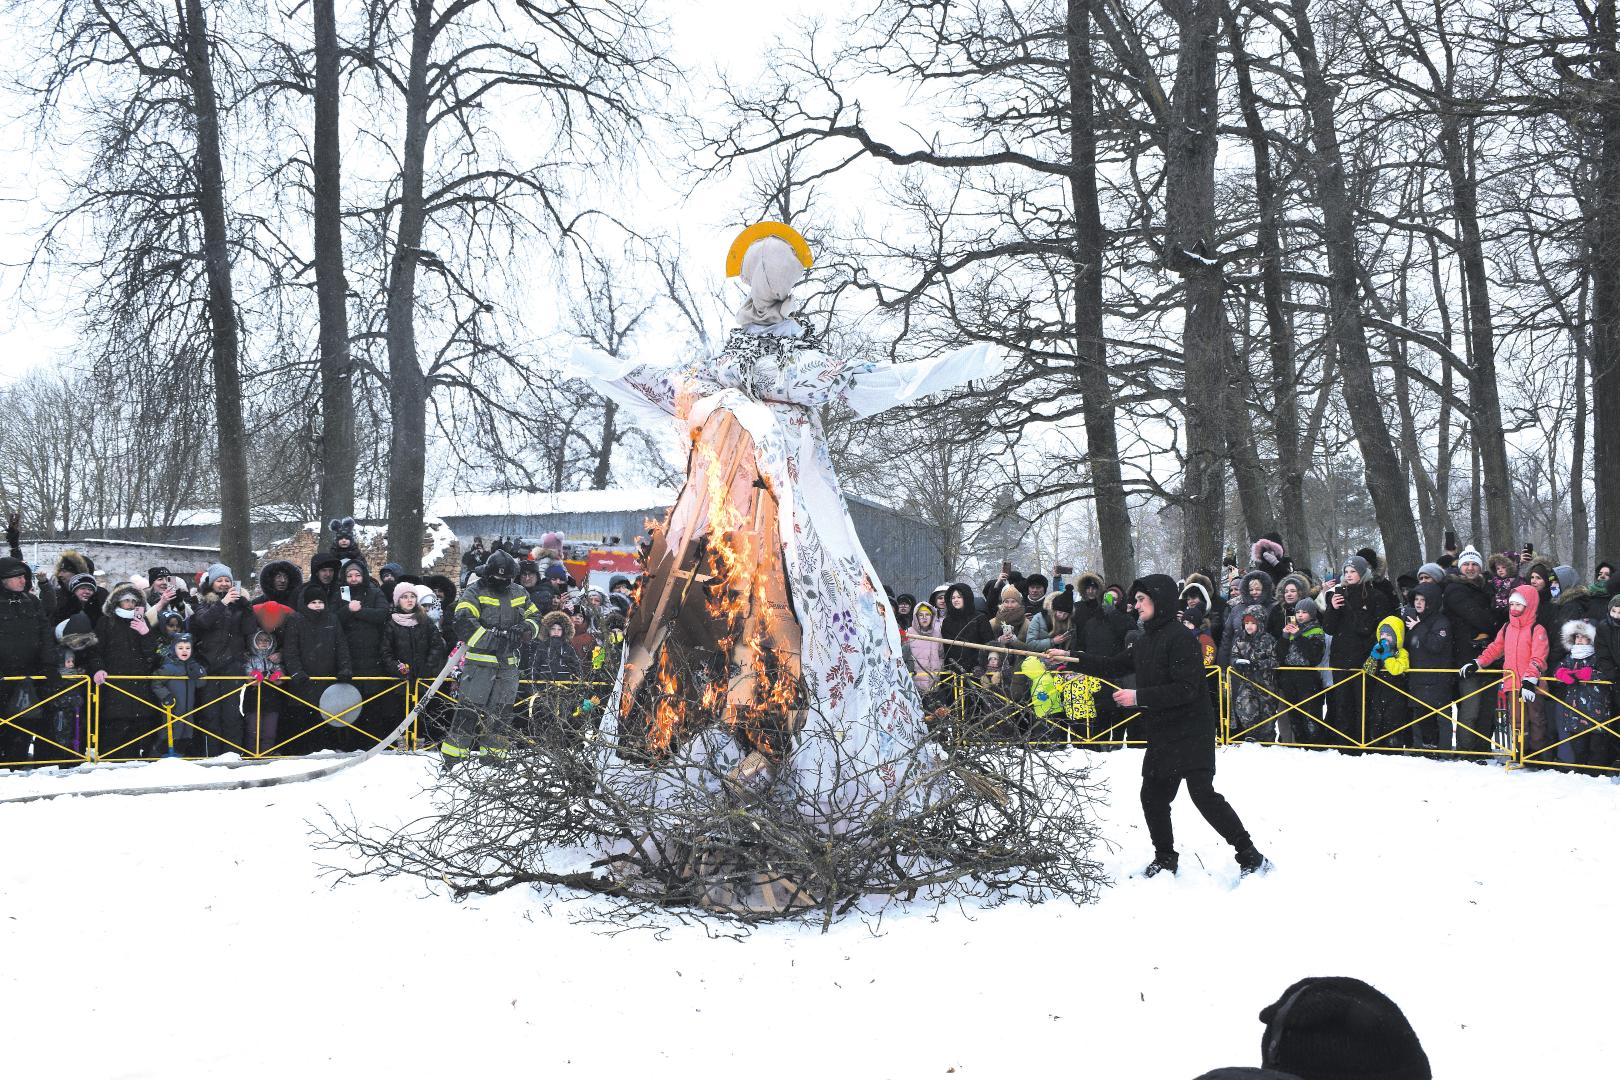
[725,221,814,277]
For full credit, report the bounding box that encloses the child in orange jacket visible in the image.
[1463,584,1550,754]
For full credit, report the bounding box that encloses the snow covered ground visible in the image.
[2,745,1614,1078]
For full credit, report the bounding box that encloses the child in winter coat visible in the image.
[1546,620,1613,767]
[1464,586,1548,757]
[1466,585,1551,755]
[49,613,99,758]
[1276,598,1326,745]
[151,634,208,755]
[244,627,286,755]
[1364,616,1411,748]
[1228,605,1279,741]
[1403,582,1457,751]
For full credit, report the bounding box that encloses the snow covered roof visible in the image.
[428,488,680,519]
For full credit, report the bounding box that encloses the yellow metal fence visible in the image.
[1,668,1613,774]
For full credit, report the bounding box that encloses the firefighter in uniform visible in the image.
[442,549,539,765]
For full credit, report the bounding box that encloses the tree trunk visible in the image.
[385,0,434,570]
[1164,0,1227,575]
[1067,0,1136,585]
[313,0,355,533]
[1223,310,1276,543]
[1287,0,1421,574]
[1224,0,1307,559]
[1592,0,1620,560]
[592,400,618,489]
[182,0,251,577]
[1573,278,1591,571]
[1440,117,1514,553]
[1425,228,1456,540]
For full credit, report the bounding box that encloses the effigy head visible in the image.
[728,221,814,329]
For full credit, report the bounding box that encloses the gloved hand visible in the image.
[1370,640,1394,661]
[397,663,410,676]
[269,671,283,682]
[1458,661,1478,679]
[1520,676,1539,703]
[252,670,265,682]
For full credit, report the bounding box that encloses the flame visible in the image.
[638,423,802,759]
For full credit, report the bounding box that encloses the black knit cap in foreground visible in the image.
[1259,976,1430,1080]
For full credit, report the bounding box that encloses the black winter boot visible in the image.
[1235,845,1270,876]
[1142,851,1179,878]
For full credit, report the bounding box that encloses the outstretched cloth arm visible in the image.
[567,344,684,431]
[843,343,1005,418]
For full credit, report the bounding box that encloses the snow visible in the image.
[2,746,1615,1077]
[428,487,679,519]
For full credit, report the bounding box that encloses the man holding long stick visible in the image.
[1050,575,1269,879]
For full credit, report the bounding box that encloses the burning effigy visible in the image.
[331,225,1105,925]
[566,223,1006,909]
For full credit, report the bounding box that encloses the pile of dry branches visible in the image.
[325,670,1107,930]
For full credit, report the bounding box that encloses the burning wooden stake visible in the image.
[616,410,806,763]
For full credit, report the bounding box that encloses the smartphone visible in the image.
[1445,529,1457,551]
[1001,559,1012,576]
[341,586,351,601]
[1053,564,1074,576]
[1523,542,1534,556]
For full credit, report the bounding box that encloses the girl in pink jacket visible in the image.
[1465,584,1550,754]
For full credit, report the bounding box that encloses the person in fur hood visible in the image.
[94,583,160,759]
[55,571,108,630]
[1546,619,1613,767]
[1249,533,1294,586]
[253,560,304,609]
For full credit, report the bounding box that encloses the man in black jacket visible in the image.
[0,556,58,765]
[1441,548,1498,754]
[1054,574,1267,878]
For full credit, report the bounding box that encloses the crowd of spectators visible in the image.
[0,518,635,765]
[893,535,1619,765]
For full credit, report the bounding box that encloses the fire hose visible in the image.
[0,644,466,806]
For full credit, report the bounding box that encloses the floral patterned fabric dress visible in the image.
[570,319,1000,825]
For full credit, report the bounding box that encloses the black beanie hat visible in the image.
[1050,585,1074,614]
[1259,977,1430,1080]
[0,556,28,582]
[1025,573,1049,591]
[301,582,329,605]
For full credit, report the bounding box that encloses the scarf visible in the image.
[734,235,805,329]
[392,612,418,627]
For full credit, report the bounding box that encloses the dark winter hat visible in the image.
[1024,573,1049,591]
[517,560,541,581]
[1050,585,1074,615]
[0,556,29,582]
[1416,563,1445,584]
[147,566,172,584]
[68,572,98,594]
[608,592,632,617]
[301,581,330,604]
[1194,1070,1302,1080]
[310,552,342,577]
[1355,547,1382,574]
[1292,597,1319,619]
[1259,977,1430,1080]
[1343,555,1371,579]
[544,561,569,582]
[379,561,405,580]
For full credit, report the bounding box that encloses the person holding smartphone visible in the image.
[190,562,253,753]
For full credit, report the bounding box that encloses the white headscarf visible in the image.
[734,235,806,329]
